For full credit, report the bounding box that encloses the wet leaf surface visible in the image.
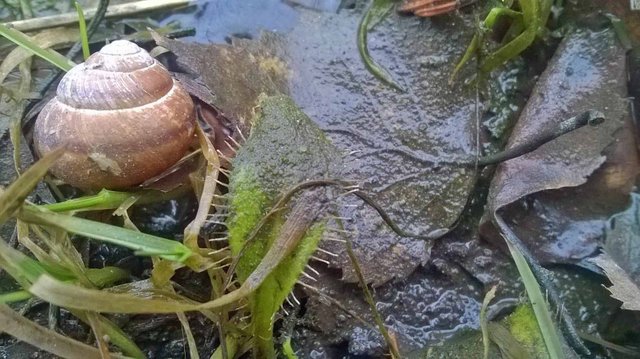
[296,264,485,356]
[285,8,479,285]
[155,7,480,285]
[480,27,640,265]
[591,254,640,311]
[589,193,640,311]
[4,1,640,357]
[603,193,640,283]
[151,32,289,131]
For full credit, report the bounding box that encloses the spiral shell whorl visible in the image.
[34,40,195,190]
[56,40,173,110]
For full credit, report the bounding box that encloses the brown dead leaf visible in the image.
[480,27,639,265]
[155,11,482,286]
[151,32,289,131]
[590,254,640,311]
[285,9,479,285]
[588,193,640,310]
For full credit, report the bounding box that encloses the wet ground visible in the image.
[1,0,640,358]
[157,1,640,356]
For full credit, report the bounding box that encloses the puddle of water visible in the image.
[157,0,299,43]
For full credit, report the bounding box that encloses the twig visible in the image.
[371,110,606,168]
[344,235,401,359]
[6,0,194,33]
[474,110,604,166]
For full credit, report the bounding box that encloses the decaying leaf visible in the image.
[285,8,479,285]
[154,10,481,285]
[589,193,640,311]
[480,27,639,265]
[151,31,289,131]
[603,193,640,282]
[590,254,640,311]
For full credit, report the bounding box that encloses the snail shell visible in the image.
[34,40,195,190]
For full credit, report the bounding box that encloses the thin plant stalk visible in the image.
[480,285,498,359]
[0,304,128,359]
[0,290,32,303]
[357,0,403,91]
[0,23,75,71]
[74,1,90,60]
[344,235,401,359]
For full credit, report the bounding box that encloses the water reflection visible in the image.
[158,0,299,43]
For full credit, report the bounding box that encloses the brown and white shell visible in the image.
[34,40,195,190]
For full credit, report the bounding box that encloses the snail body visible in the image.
[34,40,195,190]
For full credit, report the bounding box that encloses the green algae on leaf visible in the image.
[226,95,341,358]
[227,168,272,280]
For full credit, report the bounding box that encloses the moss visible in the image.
[506,304,549,358]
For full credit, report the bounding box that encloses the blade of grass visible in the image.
[85,311,112,358]
[41,189,138,212]
[19,204,194,263]
[0,235,66,287]
[357,0,403,91]
[0,304,129,359]
[9,58,32,174]
[0,148,63,223]
[0,23,75,71]
[29,272,257,314]
[40,187,187,213]
[282,338,297,359]
[74,1,90,60]
[496,214,565,359]
[19,0,33,18]
[30,274,202,313]
[0,237,144,358]
[211,335,239,359]
[0,27,78,84]
[0,234,126,288]
[177,312,200,359]
[72,310,145,359]
[0,290,32,303]
[183,125,220,250]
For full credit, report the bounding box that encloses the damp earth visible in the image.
[1,0,640,358]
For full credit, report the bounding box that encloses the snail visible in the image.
[34,40,196,191]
